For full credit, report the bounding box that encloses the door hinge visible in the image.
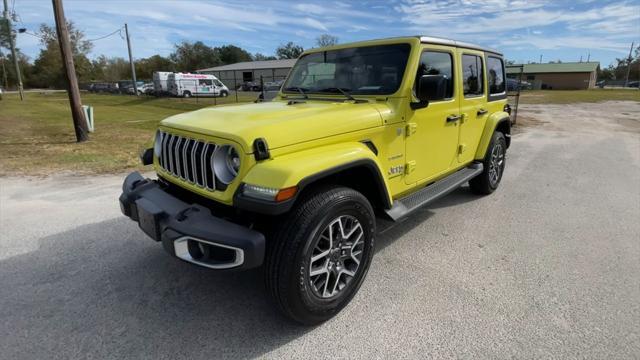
[405,160,416,174]
[405,123,417,137]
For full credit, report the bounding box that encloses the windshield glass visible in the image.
[283,43,411,96]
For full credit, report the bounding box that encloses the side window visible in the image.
[487,57,505,94]
[462,54,484,97]
[416,51,454,99]
[199,79,213,86]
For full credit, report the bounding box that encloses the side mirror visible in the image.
[412,75,448,110]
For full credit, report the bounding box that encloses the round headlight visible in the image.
[212,145,240,185]
[153,131,162,157]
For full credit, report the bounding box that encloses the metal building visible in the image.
[506,62,600,90]
[197,59,296,89]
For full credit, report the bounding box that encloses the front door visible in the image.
[405,46,460,185]
[457,50,487,163]
[198,79,214,95]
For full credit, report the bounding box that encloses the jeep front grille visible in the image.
[158,130,217,190]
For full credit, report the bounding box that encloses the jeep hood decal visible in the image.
[159,100,384,152]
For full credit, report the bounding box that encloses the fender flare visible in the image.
[234,142,392,215]
[474,111,511,160]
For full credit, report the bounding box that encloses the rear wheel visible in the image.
[265,186,375,325]
[469,131,507,195]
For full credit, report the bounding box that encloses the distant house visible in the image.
[506,62,600,90]
[197,59,297,87]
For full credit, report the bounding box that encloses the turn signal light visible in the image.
[275,186,298,202]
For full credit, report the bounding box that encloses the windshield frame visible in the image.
[282,42,413,98]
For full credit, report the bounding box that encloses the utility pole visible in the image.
[539,54,543,63]
[624,41,634,88]
[587,52,590,62]
[52,0,89,142]
[3,0,23,100]
[124,23,138,96]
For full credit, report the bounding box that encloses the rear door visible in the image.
[405,45,460,184]
[457,50,487,164]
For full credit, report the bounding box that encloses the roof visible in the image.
[419,36,501,55]
[506,62,599,74]
[197,59,297,72]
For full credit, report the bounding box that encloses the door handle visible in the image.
[477,109,488,116]
[446,114,461,122]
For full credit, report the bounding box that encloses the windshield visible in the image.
[283,43,411,96]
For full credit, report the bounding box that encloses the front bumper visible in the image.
[119,172,265,270]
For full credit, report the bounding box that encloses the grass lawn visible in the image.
[1,89,637,176]
[0,91,259,176]
[517,89,639,104]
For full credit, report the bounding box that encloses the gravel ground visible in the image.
[1,101,639,359]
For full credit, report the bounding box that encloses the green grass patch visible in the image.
[0,91,258,175]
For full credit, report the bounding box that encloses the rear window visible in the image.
[487,57,505,94]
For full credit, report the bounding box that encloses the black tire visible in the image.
[183,91,191,98]
[265,186,376,325]
[469,131,507,195]
[220,90,229,97]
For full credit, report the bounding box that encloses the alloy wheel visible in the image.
[308,215,364,299]
[488,143,505,186]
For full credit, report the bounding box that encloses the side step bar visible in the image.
[385,163,483,221]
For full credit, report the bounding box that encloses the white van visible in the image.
[153,71,172,95]
[168,73,229,98]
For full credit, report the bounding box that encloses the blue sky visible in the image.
[10,0,640,67]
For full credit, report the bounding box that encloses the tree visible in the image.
[29,22,93,88]
[170,41,220,72]
[276,42,304,59]
[1,50,31,88]
[253,53,277,61]
[0,18,13,49]
[316,34,338,48]
[135,55,175,80]
[217,45,252,65]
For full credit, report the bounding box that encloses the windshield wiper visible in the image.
[318,87,356,101]
[284,86,308,99]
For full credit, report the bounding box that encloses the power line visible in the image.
[86,27,124,42]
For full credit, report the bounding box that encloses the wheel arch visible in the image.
[234,143,392,215]
[475,111,511,160]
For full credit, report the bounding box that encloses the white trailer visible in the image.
[167,73,229,98]
[153,71,172,95]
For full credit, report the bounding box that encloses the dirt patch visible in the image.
[513,101,640,135]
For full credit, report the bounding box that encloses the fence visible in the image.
[84,72,289,106]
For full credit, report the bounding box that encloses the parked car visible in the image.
[90,83,116,93]
[121,35,512,325]
[627,81,639,89]
[126,82,153,95]
[506,78,531,91]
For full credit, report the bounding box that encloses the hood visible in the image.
[160,100,384,152]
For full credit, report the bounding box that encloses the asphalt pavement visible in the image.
[1,101,639,359]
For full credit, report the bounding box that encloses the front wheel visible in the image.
[220,90,229,97]
[265,186,376,325]
[469,131,507,195]
[183,91,191,98]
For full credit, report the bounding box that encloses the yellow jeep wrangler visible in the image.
[120,36,511,324]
